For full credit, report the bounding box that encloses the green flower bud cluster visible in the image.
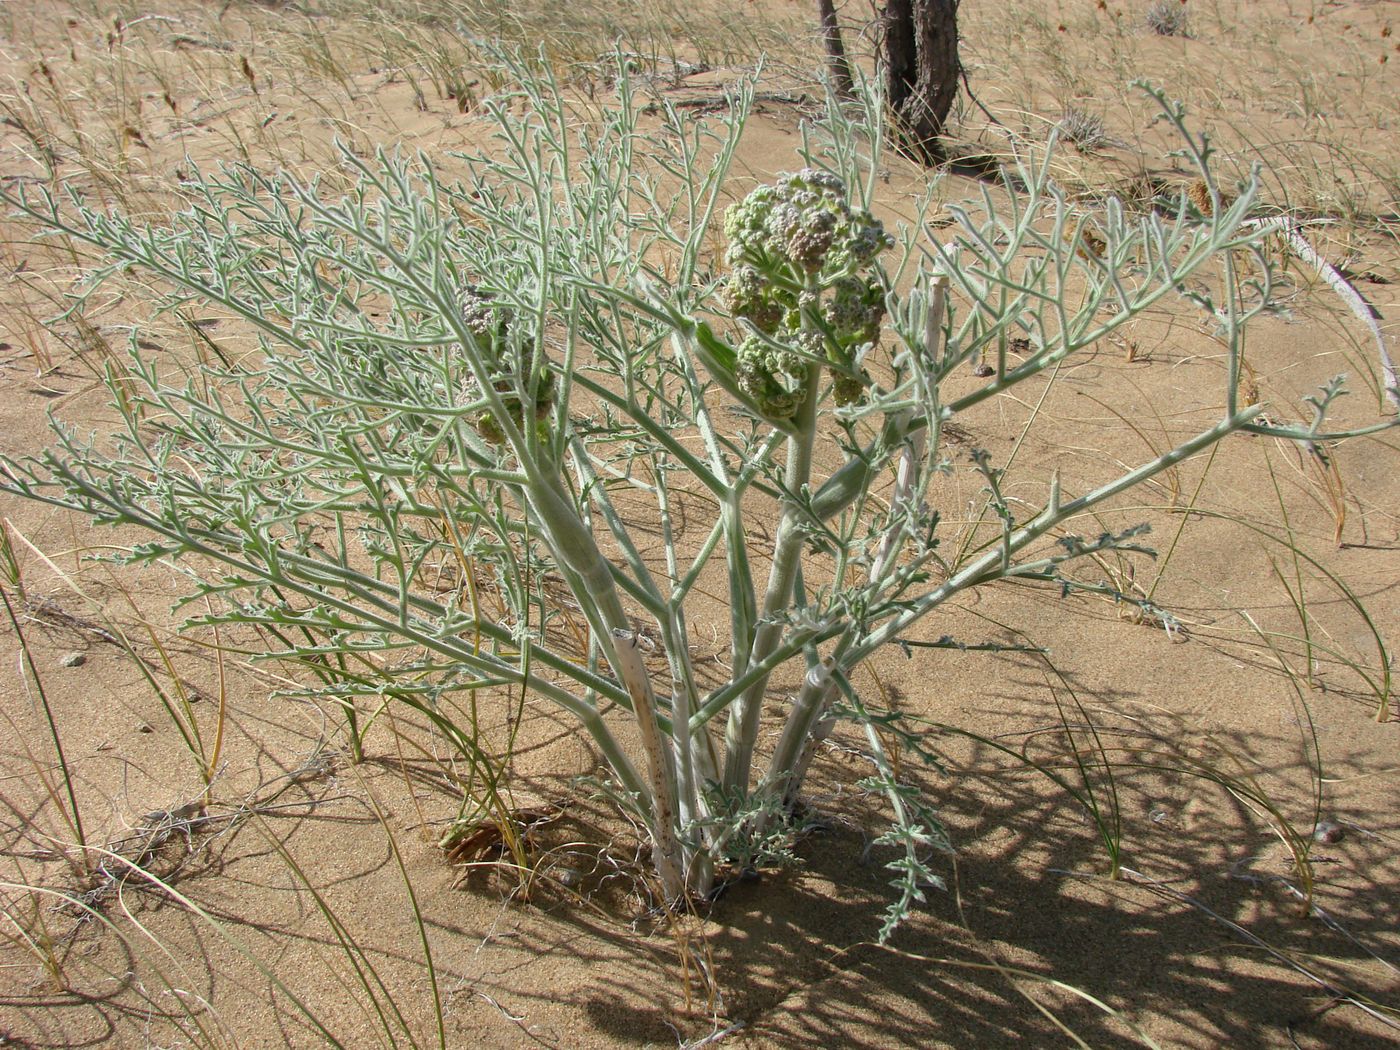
[721,265,787,334]
[829,370,867,409]
[724,169,890,280]
[736,332,817,420]
[458,283,555,445]
[720,171,892,417]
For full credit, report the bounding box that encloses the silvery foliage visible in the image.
[3,55,1391,940]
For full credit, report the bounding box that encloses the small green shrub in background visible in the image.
[3,53,1391,939]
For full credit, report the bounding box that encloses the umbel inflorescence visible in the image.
[722,169,893,416]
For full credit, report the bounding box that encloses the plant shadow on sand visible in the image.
[2,658,1397,1048]
[448,678,1400,1048]
[2,546,1396,1048]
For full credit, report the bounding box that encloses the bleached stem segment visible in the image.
[872,274,948,584]
[611,629,687,901]
[1246,218,1399,413]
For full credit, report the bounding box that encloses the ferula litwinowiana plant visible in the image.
[3,54,1394,938]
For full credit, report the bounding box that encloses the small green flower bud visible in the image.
[723,265,790,333]
[472,367,554,447]
[823,276,886,347]
[736,334,811,419]
[829,368,869,407]
[458,283,553,445]
[473,412,508,445]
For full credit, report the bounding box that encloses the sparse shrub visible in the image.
[1056,106,1109,151]
[2,57,1391,940]
[1146,0,1190,37]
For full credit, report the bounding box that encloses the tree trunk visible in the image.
[815,0,856,98]
[884,0,960,164]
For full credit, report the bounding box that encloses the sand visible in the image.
[1,1,1397,1047]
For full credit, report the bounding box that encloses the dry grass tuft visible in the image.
[1145,1,1190,38]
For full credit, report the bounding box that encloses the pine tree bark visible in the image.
[815,0,856,98]
[883,0,960,164]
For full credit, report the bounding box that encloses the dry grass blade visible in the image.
[441,800,569,868]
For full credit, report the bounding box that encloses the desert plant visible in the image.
[2,55,1393,939]
[1056,106,1109,151]
[1145,1,1190,38]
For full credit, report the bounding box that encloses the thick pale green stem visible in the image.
[782,712,838,809]
[760,657,837,806]
[721,363,822,794]
[764,275,948,809]
[521,474,689,878]
[654,466,717,891]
